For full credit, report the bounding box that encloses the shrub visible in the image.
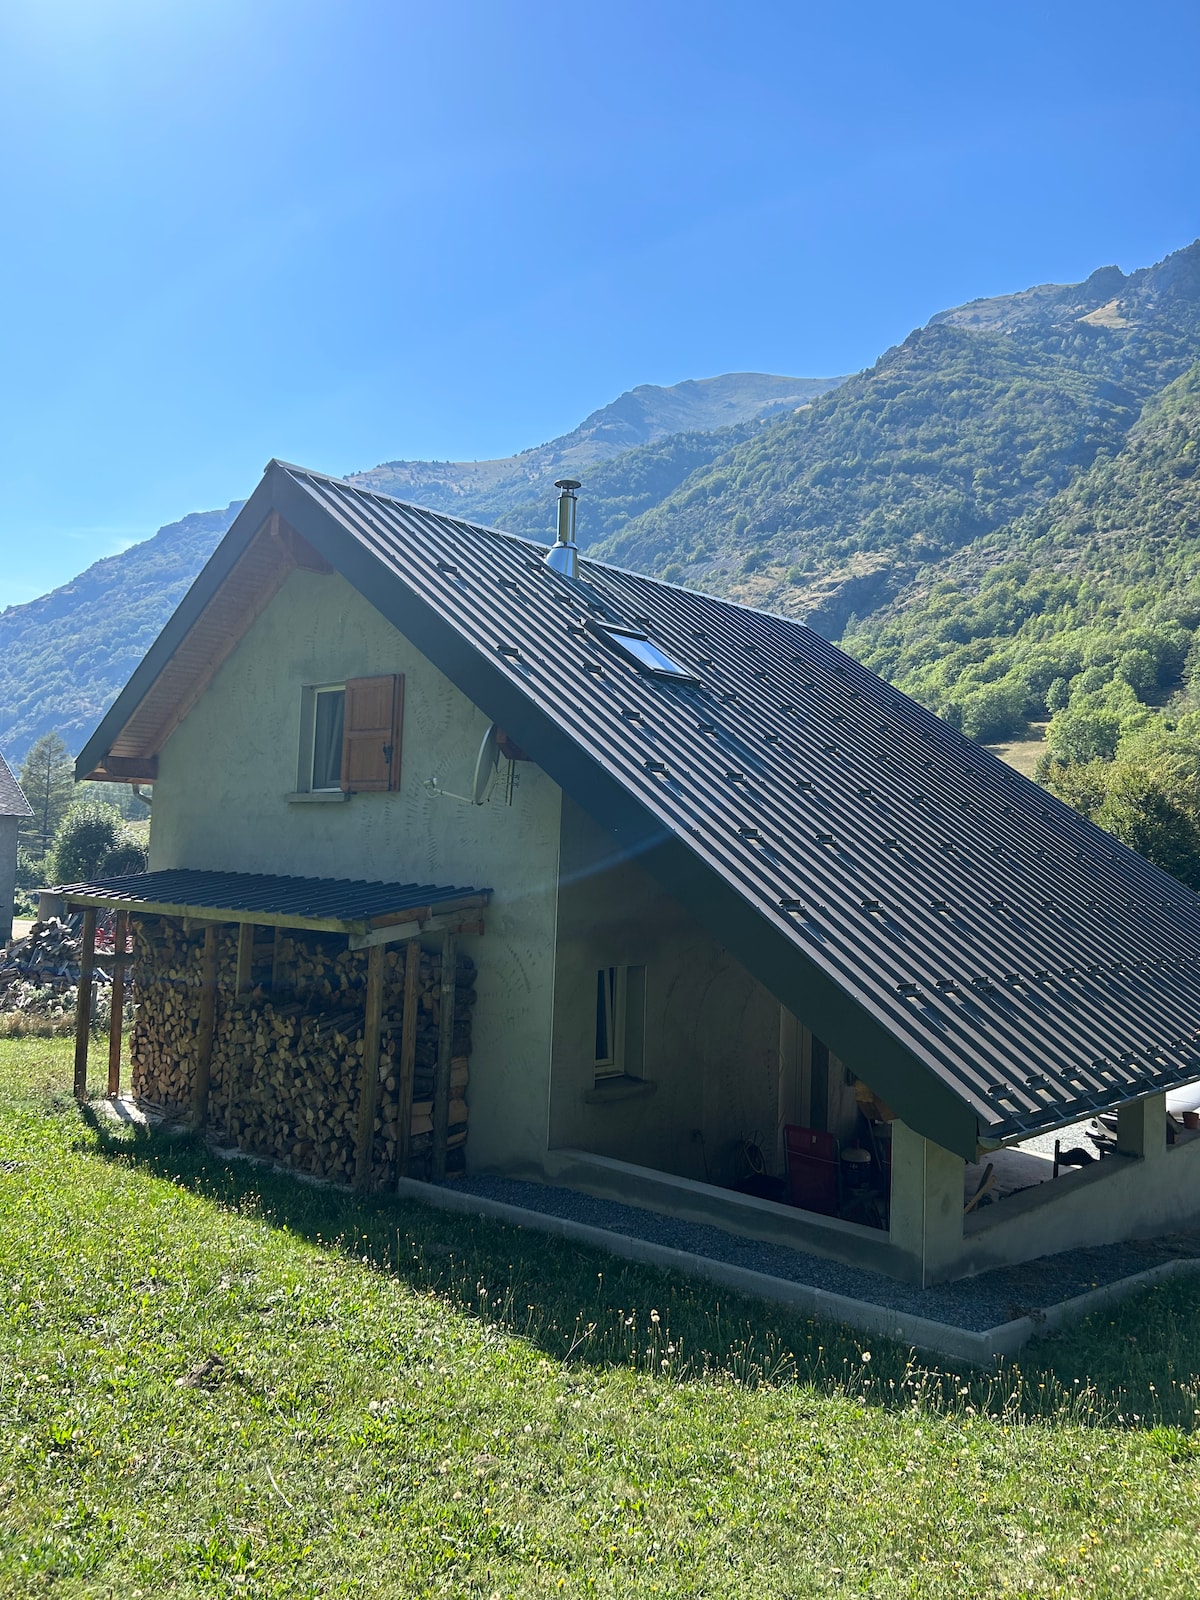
[50,802,146,884]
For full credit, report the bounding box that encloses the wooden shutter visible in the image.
[341,675,404,793]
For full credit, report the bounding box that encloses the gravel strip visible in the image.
[451,1174,1200,1333]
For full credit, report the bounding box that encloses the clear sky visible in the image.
[0,0,1197,609]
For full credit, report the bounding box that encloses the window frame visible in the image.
[594,625,698,683]
[593,963,646,1083]
[297,682,347,794]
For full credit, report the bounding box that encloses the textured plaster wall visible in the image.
[0,815,17,943]
[150,569,563,1172]
[549,796,786,1186]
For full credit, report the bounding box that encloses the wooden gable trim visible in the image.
[82,512,332,779]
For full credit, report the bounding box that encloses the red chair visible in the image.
[783,1125,841,1216]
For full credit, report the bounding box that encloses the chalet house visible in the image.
[64,460,1200,1287]
[0,752,32,944]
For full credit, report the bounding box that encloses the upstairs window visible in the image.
[596,625,697,682]
[310,686,345,791]
[301,674,404,794]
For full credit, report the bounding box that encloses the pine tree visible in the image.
[18,733,75,855]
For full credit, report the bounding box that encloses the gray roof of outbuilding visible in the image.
[0,752,32,819]
[76,461,1200,1157]
[54,868,488,932]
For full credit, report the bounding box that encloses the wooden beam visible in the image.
[96,755,159,781]
[432,931,457,1181]
[348,910,485,952]
[235,922,256,994]
[73,907,97,1101]
[270,926,284,992]
[190,925,220,1129]
[107,911,129,1097]
[395,939,421,1183]
[354,943,385,1191]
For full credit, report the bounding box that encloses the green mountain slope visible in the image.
[0,504,243,761]
[592,241,1200,633]
[843,362,1200,740]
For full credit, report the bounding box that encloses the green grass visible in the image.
[3,1040,1200,1596]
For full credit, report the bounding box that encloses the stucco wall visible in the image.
[549,796,800,1186]
[149,568,563,1172]
[0,815,17,944]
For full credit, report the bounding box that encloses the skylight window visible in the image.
[597,626,697,682]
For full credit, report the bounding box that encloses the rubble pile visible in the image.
[0,917,111,1032]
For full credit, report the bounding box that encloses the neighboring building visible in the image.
[0,752,32,943]
[65,460,1200,1285]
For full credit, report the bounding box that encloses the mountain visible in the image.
[589,241,1200,633]
[348,372,844,524]
[0,372,836,764]
[7,239,1200,771]
[842,360,1200,741]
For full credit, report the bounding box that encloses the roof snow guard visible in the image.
[54,868,489,944]
[75,461,1200,1157]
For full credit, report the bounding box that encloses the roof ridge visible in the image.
[275,459,819,638]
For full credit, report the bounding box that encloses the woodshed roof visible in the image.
[54,868,488,942]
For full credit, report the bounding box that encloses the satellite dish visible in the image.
[471,723,501,804]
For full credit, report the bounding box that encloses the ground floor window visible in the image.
[594,964,645,1082]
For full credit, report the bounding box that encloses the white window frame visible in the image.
[298,683,346,793]
[594,964,646,1082]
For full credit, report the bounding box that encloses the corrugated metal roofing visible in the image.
[75,459,1200,1152]
[55,868,487,929]
[0,752,32,819]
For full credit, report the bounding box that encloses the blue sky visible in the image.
[0,0,1197,608]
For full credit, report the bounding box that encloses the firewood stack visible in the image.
[128,917,476,1187]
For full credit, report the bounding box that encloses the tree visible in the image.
[18,733,74,854]
[50,801,147,885]
[1046,705,1121,765]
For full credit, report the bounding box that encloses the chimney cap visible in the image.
[554,478,582,491]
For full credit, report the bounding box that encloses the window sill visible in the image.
[286,790,351,803]
[584,1076,657,1105]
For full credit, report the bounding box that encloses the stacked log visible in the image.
[127,916,476,1187]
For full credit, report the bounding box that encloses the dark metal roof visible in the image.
[76,460,1200,1156]
[0,752,32,819]
[54,868,488,932]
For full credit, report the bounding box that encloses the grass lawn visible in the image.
[3,1040,1200,1597]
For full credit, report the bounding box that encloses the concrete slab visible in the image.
[394,1175,1200,1367]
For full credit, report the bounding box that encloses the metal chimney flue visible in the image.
[545,479,581,578]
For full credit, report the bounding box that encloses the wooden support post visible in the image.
[354,942,385,1191]
[190,924,220,1129]
[73,907,97,1101]
[236,922,255,995]
[225,922,256,1138]
[107,911,129,1097]
[270,926,284,992]
[432,931,457,1181]
[395,939,421,1183]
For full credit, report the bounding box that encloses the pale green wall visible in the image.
[549,796,787,1186]
[150,569,563,1172]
